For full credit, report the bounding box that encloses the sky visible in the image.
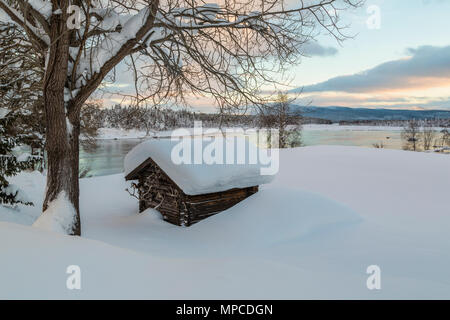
[286,0,450,111]
[101,0,450,111]
[3,1,447,111]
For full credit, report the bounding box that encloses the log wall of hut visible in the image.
[135,159,258,226]
[137,160,184,225]
[183,186,258,225]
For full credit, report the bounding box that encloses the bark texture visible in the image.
[42,3,81,235]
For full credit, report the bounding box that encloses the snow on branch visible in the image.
[0,0,49,48]
[76,8,151,83]
[27,0,52,19]
[70,2,161,109]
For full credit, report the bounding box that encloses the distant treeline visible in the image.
[82,104,449,135]
[338,119,450,127]
[83,104,307,133]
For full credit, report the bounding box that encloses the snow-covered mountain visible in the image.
[293,106,450,122]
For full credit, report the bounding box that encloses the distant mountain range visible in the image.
[293,106,450,122]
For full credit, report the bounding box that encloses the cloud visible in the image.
[300,92,450,110]
[295,45,450,93]
[302,42,338,57]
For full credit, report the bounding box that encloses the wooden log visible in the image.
[184,187,257,202]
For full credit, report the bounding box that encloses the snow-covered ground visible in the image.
[96,127,150,140]
[1,146,449,299]
[96,124,446,140]
[303,124,405,131]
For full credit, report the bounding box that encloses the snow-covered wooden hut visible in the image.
[124,137,274,226]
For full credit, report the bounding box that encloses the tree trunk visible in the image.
[41,5,81,236]
[42,93,81,236]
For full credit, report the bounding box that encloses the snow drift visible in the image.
[1,146,450,299]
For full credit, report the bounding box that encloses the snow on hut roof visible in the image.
[124,137,275,195]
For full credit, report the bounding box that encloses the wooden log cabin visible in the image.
[124,137,274,226]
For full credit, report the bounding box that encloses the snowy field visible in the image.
[1,146,450,299]
[96,124,442,140]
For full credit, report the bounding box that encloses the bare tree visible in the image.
[0,0,361,235]
[422,120,436,151]
[257,92,302,148]
[439,129,450,148]
[140,105,162,136]
[401,119,421,151]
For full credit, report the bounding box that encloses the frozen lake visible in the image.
[80,128,404,177]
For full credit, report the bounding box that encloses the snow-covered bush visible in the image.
[0,109,38,206]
